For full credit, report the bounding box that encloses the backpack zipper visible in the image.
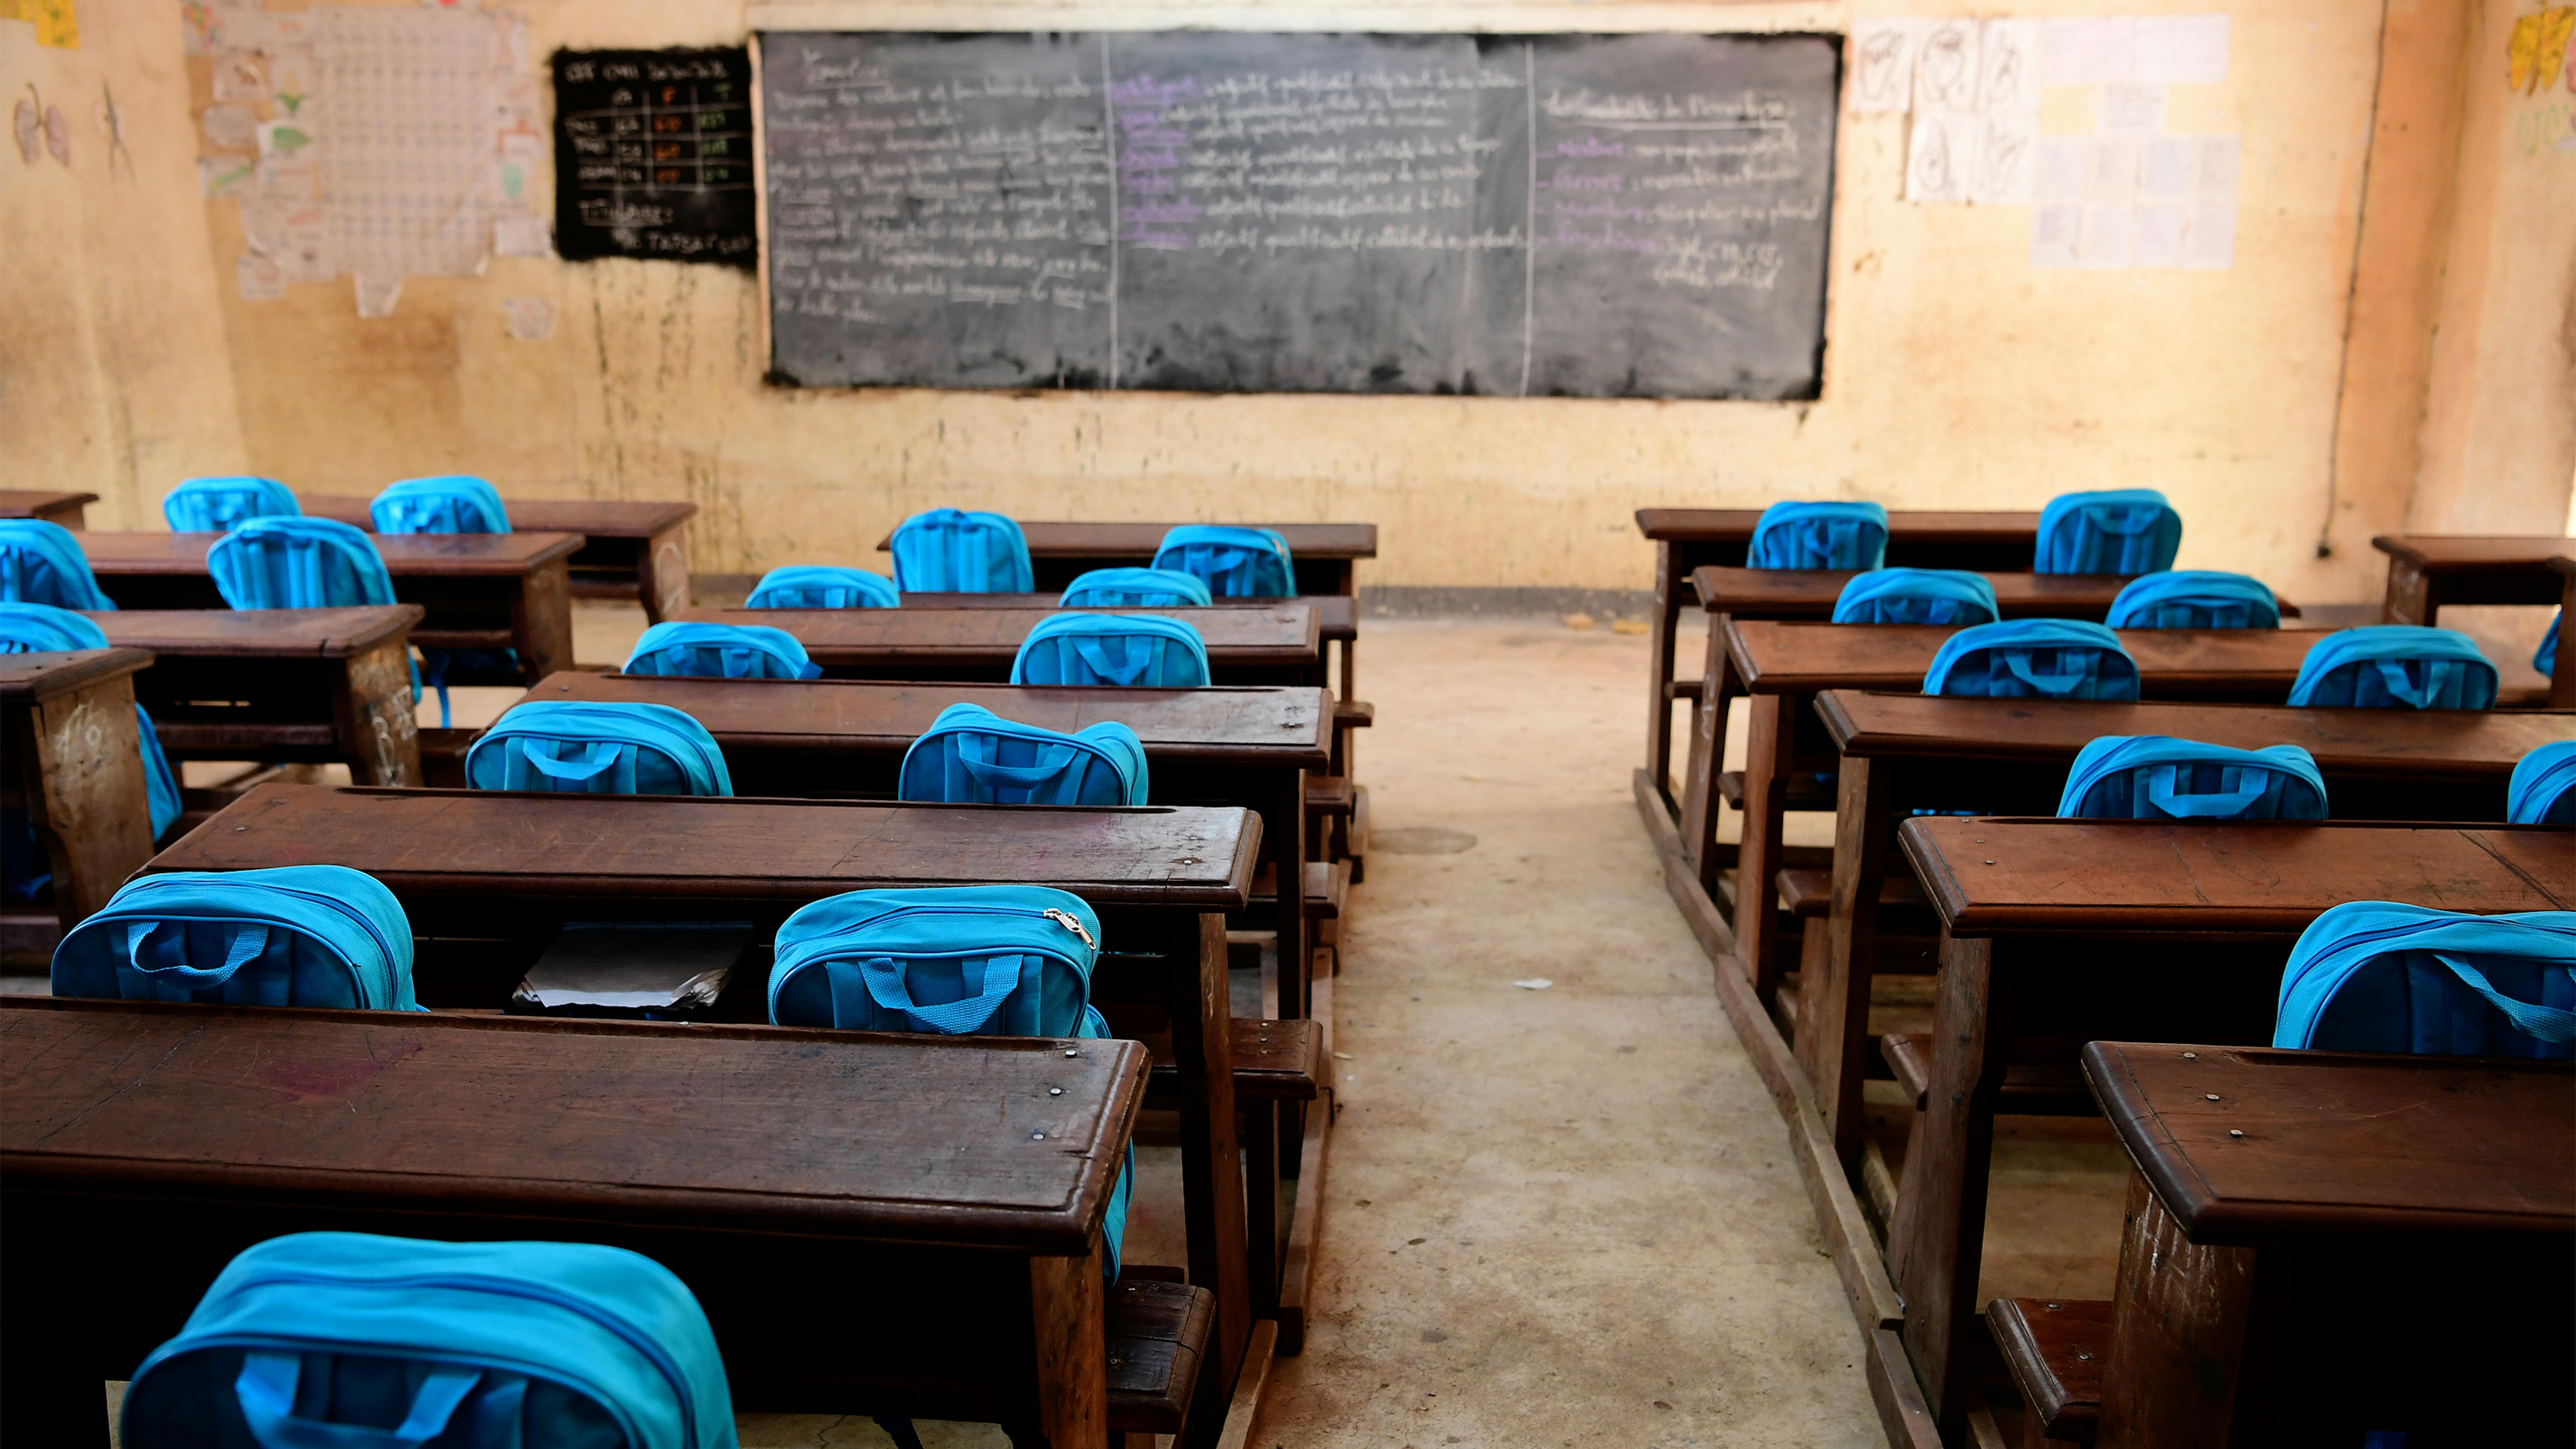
[1042,908,1096,949]
[781,903,1100,958]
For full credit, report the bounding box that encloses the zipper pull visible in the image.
[1041,908,1096,949]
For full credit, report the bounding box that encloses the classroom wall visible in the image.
[5,0,2569,597]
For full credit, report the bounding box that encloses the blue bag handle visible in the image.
[2144,765,2274,819]
[123,919,269,987]
[502,738,637,794]
[827,953,1027,1034]
[2373,657,2451,708]
[1071,634,1153,686]
[2434,952,2576,1043]
[236,1352,491,1449]
[956,734,1080,796]
[2092,505,2166,536]
[2000,648,2091,697]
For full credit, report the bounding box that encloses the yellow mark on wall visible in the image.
[2509,7,2576,94]
[0,0,78,48]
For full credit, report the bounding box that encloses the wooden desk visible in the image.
[0,997,1144,1449]
[78,531,579,685]
[0,489,97,529]
[1797,694,2575,1160]
[877,522,1377,599]
[687,605,1323,687]
[150,783,1259,1436]
[87,607,423,786]
[0,650,155,956]
[2082,1041,2574,1446]
[1635,509,2044,807]
[903,591,1362,704]
[1883,818,2570,1433]
[304,494,699,623]
[2372,533,2575,625]
[2552,555,2575,708]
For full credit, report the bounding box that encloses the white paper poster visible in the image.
[1906,109,1976,204]
[2099,84,2169,136]
[236,252,286,301]
[1914,19,1982,111]
[1977,19,2044,115]
[1852,21,1924,114]
[1971,110,2039,206]
[2135,14,2231,86]
[503,295,557,341]
[316,8,497,283]
[354,273,402,318]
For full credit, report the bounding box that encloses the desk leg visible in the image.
[640,523,693,625]
[1680,613,1734,890]
[1243,1101,1282,1318]
[2554,577,2575,708]
[1168,911,1248,1449]
[1644,541,1679,801]
[1274,771,1309,1022]
[2095,1169,2258,1449]
[1887,933,2008,1432]
[15,676,156,930]
[1801,759,1891,1167]
[2380,560,2430,626]
[334,639,421,787]
[1730,694,1793,996]
[513,558,575,683]
[1025,1246,1111,1449]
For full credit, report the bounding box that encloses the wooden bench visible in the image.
[79,530,579,685]
[0,488,97,528]
[877,521,1378,600]
[681,605,1323,688]
[149,783,1264,1438]
[0,650,156,963]
[304,494,699,623]
[1984,1296,2111,1446]
[2076,1041,2575,1446]
[0,997,1169,1449]
[1635,508,2043,810]
[1879,818,2570,1438]
[2371,533,2575,626]
[87,606,424,786]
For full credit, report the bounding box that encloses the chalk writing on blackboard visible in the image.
[552,47,757,268]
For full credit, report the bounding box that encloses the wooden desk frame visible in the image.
[0,650,157,954]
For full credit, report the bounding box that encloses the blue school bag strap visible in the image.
[2056,735,2328,820]
[899,702,1148,806]
[121,1232,736,1449]
[2508,740,2576,826]
[1831,568,1997,626]
[1746,501,1889,571]
[466,701,734,798]
[52,865,420,1011]
[2287,625,2498,710]
[370,475,511,535]
[2537,610,2562,679]
[623,621,821,680]
[1059,567,1213,608]
[0,604,179,840]
[164,475,301,533]
[0,518,116,609]
[2035,488,2182,575]
[209,517,400,609]
[2274,902,2576,1058]
[2104,570,2279,629]
[1152,526,1294,598]
[1011,613,1211,687]
[889,508,1032,593]
[1922,618,2140,700]
[744,565,898,609]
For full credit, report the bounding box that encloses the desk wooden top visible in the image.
[685,605,1320,666]
[0,648,153,701]
[2084,1041,2575,1248]
[1900,818,2569,939]
[79,530,583,576]
[874,521,1377,560]
[1726,620,2314,696]
[0,997,1143,1254]
[1818,692,2573,780]
[2370,535,2576,571]
[0,489,99,517]
[532,673,1330,766]
[86,606,422,658]
[1637,508,2042,544]
[302,495,698,536]
[900,592,1358,640]
[151,783,1260,912]
[1688,566,2300,620]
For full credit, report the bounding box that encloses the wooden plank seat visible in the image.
[305,494,700,623]
[1304,776,1355,818]
[1775,867,1930,919]
[1146,1019,1322,1104]
[1721,769,1835,813]
[1106,1279,1218,1438]
[1880,1034,2092,1117]
[1252,861,1347,921]
[1985,1297,2109,1447]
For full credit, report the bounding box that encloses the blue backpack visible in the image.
[0,518,116,609]
[209,516,400,609]
[2274,902,2576,1059]
[2537,610,2561,679]
[624,621,821,680]
[899,702,1148,807]
[2057,735,2329,820]
[123,1232,737,1449]
[2035,489,2183,575]
[2288,626,2498,710]
[1831,568,1997,625]
[1923,619,2141,701]
[164,475,300,533]
[0,603,181,844]
[467,702,733,797]
[52,865,420,1010]
[2105,570,2279,629]
[1060,567,1213,608]
[768,885,1133,1278]
[1152,526,1294,598]
[1012,613,1210,687]
[2508,741,2576,825]
[889,509,1032,593]
[372,475,512,534]
[1747,501,1889,571]
[745,565,899,609]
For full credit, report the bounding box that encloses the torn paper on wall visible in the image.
[354,273,401,317]
[236,252,284,300]
[199,151,258,198]
[503,295,556,340]
[202,102,257,151]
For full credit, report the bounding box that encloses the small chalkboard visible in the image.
[552,47,758,268]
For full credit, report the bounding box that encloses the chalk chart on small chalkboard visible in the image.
[555,48,759,268]
[756,31,1838,399]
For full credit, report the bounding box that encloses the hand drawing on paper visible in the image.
[1916,19,1981,111]
[1978,20,2043,114]
[1971,110,2038,205]
[1852,21,1922,114]
[1907,109,1974,204]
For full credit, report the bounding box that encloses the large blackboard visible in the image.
[555,47,758,268]
[758,31,1839,399]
